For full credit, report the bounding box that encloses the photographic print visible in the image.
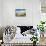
[16,9,26,17]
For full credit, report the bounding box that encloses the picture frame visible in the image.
[15,9,26,17]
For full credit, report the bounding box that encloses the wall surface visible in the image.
[0,0,41,37]
[0,0,2,26]
[1,0,41,27]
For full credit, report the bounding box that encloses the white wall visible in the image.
[2,0,41,27]
[32,0,41,27]
[0,0,3,26]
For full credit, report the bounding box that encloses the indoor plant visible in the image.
[37,21,45,37]
[31,35,38,46]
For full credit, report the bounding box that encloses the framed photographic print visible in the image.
[16,9,26,17]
